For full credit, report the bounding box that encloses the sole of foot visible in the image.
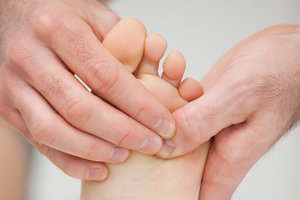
[82,18,209,200]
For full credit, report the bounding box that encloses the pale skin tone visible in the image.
[1,0,300,199]
[158,24,300,199]
[81,18,210,200]
[84,20,300,200]
[0,16,208,200]
[0,0,176,181]
[0,118,28,200]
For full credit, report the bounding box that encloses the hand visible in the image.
[157,24,300,199]
[0,0,175,181]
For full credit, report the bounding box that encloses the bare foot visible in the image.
[81,18,210,200]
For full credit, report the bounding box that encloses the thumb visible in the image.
[157,71,254,158]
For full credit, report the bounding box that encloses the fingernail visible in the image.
[157,139,176,158]
[86,168,106,181]
[153,119,176,138]
[139,135,162,153]
[108,147,129,163]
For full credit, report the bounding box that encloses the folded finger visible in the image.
[35,14,175,138]
[8,39,162,154]
[38,146,108,181]
[0,99,108,181]
[4,70,132,163]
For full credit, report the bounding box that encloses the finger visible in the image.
[157,71,259,158]
[0,104,36,146]
[39,146,108,181]
[2,67,131,163]
[200,118,278,200]
[0,102,107,181]
[11,80,130,163]
[85,0,120,40]
[35,14,176,138]
[8,39,162,154]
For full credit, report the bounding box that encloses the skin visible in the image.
[81,18,208,200]
[0,118,28,200]
[0,0,176,181]
[157,24,300,199]
[1,0,299,198]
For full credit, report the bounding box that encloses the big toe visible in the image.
[103,18,146,73]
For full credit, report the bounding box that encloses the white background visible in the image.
[27,0,300,199]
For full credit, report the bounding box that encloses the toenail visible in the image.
[152,119,176,138]
[157,139,176,158]
[139,135,162,153]
[86,168,106,181]
[108,147,129,163]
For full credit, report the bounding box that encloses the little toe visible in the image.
[103,18,146,73]
[161,50,186,88]
[135,33,167,77]
[179,77,203,102]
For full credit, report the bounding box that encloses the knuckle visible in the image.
[176,105,216,143]
[31,119,53,144]
[215,142,246,166]
[7,37,32,69]
[63,96,93,127]
[215,131,252,165]
[39,144,50,157]
[176,109,198,137]
[33,8,83,43]
[84,60,119,96]
[33,9,63,37]
[84,141,103,161]
[64,97,82,121]
[131,100,147,120]
[115,127,133,146]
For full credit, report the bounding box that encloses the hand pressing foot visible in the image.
[81,18,210,200]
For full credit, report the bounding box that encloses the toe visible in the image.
[103,18,146,73]
[161,50,186,88]
[179,77,203,101]
[135,33,167,77]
